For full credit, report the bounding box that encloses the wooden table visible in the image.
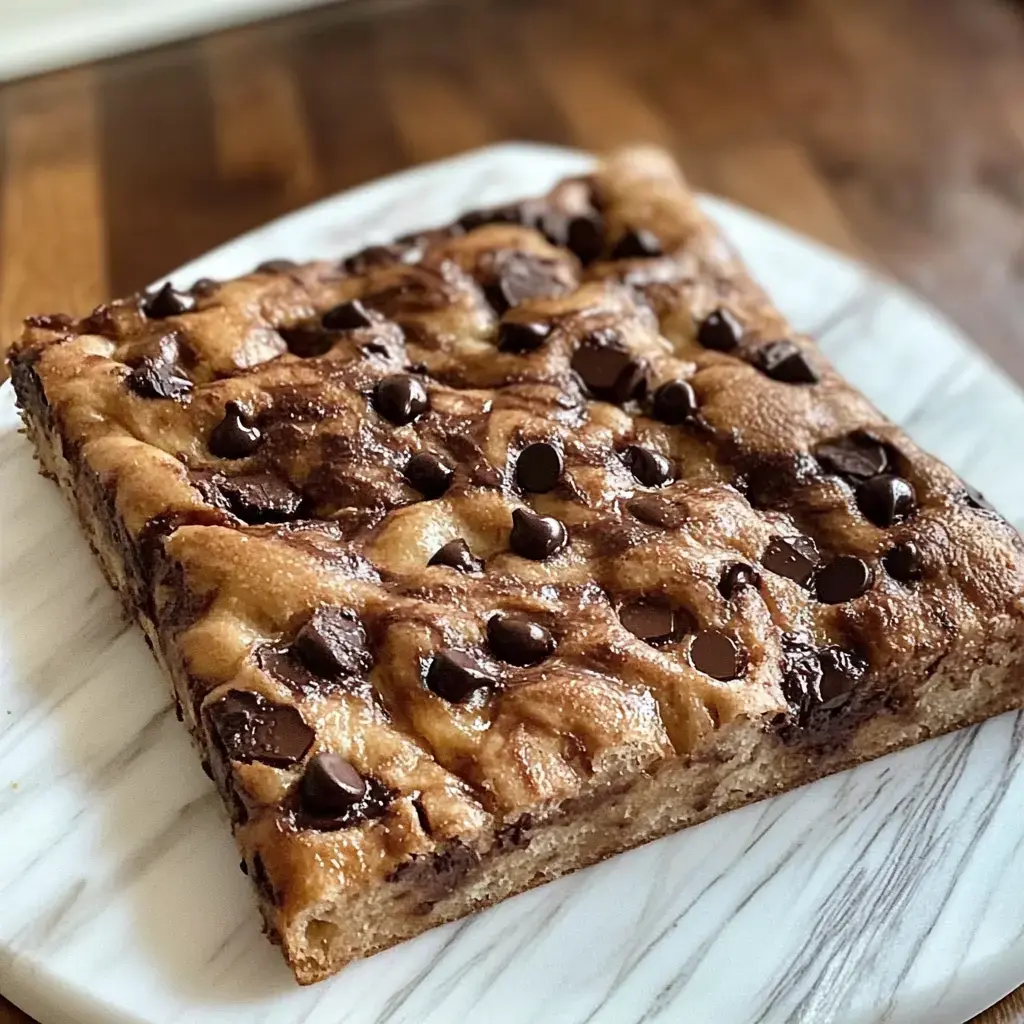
[0,0,1022,1020]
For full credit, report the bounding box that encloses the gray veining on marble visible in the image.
[1,143,1023,1024]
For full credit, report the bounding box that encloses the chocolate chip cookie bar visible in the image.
[9,147,1024,985]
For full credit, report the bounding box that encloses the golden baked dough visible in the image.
[10,147,1024,984]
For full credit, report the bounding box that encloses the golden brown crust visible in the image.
[9,146,1024,984]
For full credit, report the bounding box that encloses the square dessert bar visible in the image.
[9,148,1024,984]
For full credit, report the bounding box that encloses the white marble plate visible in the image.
[2,143,1024,1024]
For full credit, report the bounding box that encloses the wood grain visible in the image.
[0,0,1022,1020]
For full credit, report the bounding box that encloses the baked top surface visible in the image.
[10,146,1024,931]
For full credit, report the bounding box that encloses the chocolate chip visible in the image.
[143,282,196,319]
[256,258,298,273]
[763,536,820,585]
[209,401,262,459]
[754,341,819,384]
[278,324,334,358]
[622,445,671,487]
[818,647,868,710]
[322,299,373,331]
[426,650,494,703]
[497,320,552,353]
[298,755,392,830]
[883,541,924,583]
[126,357,193,400]
[565,213,605,264]
[571,331,647,403]
[300,752,367,813]
[239,859,248,875]
[428,538,483,573]
[459,204,522,232]
[373,374,429,425]
[689,630,742,680]
[207,690,313,768]
[405,452,453,498]
[814,556,873,604]
[611,228,662,259]
[961,480,996,512]
[342,244,407,275]
[293,607,371,678]
[217,473,302,523]
[484,255,564,315]
[816,434,891,482]
[697,309,742,352]
[619,599,689,645]
[719,562,759,600]
[515,442,564,493]
[191,277,219,295]
[487,613,555,666]
[509,507,567,560]
[856,474,916,527]
[651,379,698,424]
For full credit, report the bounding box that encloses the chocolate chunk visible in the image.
[293,607,371,678]
[484,255,564,315]
[300,753,367,814]
[256,646,320,692]
[651,379,698,424]
[817,646,868,709]
[619,599,689,645]
[209,400,262,459]
[426,650,494,703]
[719,562,759,600]
[515,442,564,493]
[497,320,552,353]
[143,282,196,319]
[779,634,867,720]
[509,507,568,560]
[754,341,819,384]
[565,213,605,264]
[571,331,647,403]
[217,473,302,523]
[322,299,374,331]
[883,541,924,583]
[428,538,483,573]
[622,445,672,487]
[611,228,662,259]
[856,474,916,527]
[126,357,193,400]
[814,556,873,604]
[496,813,534,850]
[207,690,313,768]
[373,374,429,425]
[763,536,820,585]
[697,309,742,352]
[239,858,248,875]
[816,434,890,482]
[387,841,481,903]
[405,452,453,498]
[779,634,823,714]
[689,630,742,681]
[256,258,298,273]
[487,613,555,666]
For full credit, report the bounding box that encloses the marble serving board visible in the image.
[2,143,1024,1024]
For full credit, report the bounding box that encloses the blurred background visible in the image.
[0,0,1023,1021]
[0,0,1020,390]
